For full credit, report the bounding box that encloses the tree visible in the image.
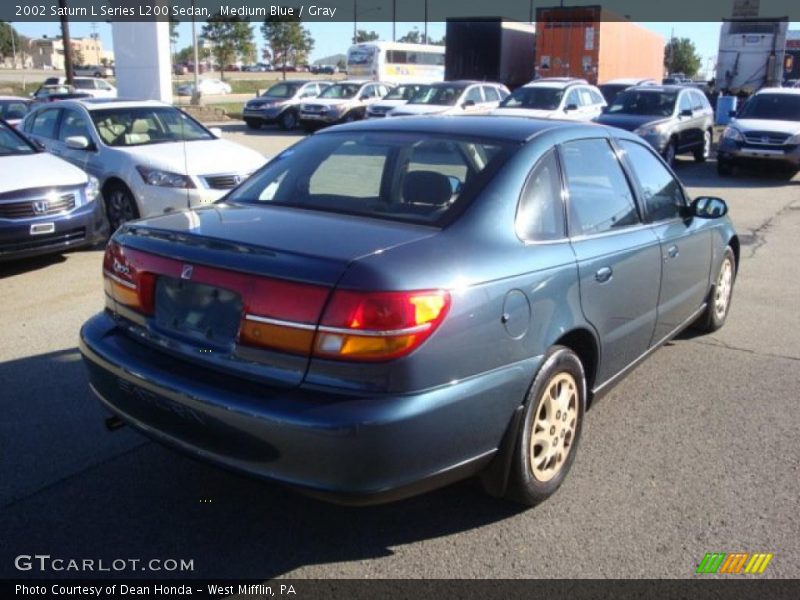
[0,21,21,62]
[397,27,440,45]
[72,47,85,68]
[665,37,702,78]
[261,16,314,79]
[201,15,255,78]
[353,29,379,44]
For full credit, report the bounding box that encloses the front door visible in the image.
[618,139,712,342]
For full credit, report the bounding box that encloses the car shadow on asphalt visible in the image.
[0,348,526,579]
[216,122,308,138]
[0,253,67,278]
[676,158,799,189]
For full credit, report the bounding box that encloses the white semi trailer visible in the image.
[716,18,789,96]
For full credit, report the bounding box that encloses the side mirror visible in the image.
[359,94,370,101]
[680,108,693,118]
[208,127,222,138]
[64,135,91,150]
[728,109,737,118]
[600,105,609,113]
[564,103,578,112]
[689,196,728,219]
[462,99,476,108]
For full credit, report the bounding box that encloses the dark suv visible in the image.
[243,80,332,131]
[595,85,714,166]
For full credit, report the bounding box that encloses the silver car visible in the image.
[20,99,266,231]
[243,80,331,130]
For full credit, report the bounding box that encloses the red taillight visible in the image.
[314,290,450,361]
[102,243,155,315]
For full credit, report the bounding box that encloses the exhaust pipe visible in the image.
[105,415,126,431]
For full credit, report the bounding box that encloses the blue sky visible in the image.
[12,20,792,76]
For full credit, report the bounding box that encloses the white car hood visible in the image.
[732,119,800,136]
[0,152,86,194]
[303,97,355,108]
[491,107,560,119]
[372,99,407,110]
[390,104,450,116]
[115,139,266,176]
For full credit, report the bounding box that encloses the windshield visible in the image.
[0,100,30,121]
[607,90,677,117]
[498,87,564,110]
[318,84,360,99]
[384,84,430,101]
[0,122,35,156]
[225,132,513,226]
[89,107,214,147]
[262,83,299,98]
[738,94,800,121]
[408,85,466,106]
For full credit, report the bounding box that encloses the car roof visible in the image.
[318,115,617,144]
[626,85,685,93]
[755,87,800,95]
[57,98,169,111]
[524,78,590,89]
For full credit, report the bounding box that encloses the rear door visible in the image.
[461,86,486,113]
[618,139,711,342]
[561,137,661,384]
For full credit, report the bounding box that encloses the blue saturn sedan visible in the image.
[80,116,738,505]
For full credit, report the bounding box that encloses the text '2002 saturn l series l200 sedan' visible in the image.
[80,116,738,506]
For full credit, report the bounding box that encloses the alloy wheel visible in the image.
[530,372,579,482]
[714,256,734,321]
[107,189,136,231]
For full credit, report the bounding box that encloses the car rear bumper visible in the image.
[0,199,108,261]
[79,312,535,504]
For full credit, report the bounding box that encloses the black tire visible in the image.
[717,159,734,176]
[663,139,677,168]
[694,246,736,333]
[278,110,298,131]
[506,346,587,506]
[341,111,358,124]
[244,119,262,130]
[104,182,139,233]
[694,130,711,163]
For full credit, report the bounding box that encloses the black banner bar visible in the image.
[3,0,800,23]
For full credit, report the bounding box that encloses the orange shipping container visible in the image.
[535,6,665,85]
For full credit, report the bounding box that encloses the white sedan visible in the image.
[20,99,267,231]
[177,78,232,97]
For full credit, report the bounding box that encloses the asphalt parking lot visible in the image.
[1,126,798,579]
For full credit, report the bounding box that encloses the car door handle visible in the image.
[595,267,613,283]
[666,245,679,259]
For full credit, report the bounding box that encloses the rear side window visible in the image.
[560,139,639,236]
[465,87,483,104]
[483,86,500,102]
[619,140,685,222]
[29,108,61,139]
[516,150,565,241]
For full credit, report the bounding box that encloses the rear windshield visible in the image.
[738,94,800,121]
[226,131,514,226]
[498,87,564,110]
[607,90,677,117]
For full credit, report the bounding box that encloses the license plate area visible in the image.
[154,277,243,347]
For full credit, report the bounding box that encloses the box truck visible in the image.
[445,18,536,89]
[534,6,664,85]
[716,18,789,96]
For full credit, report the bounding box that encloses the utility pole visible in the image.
[424,0,428,44]
[58,0,74,84]
[11,24,17,68]
[393,0,396,42]
[90,22,100,65]
[191,0,200,105]
[353,0,357,44]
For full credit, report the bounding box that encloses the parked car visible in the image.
[30,85,93,107]
[319,65,339,75]
[74,64,114,78]
[299,80,395,129]
[0,97,33,128]
[20,100,267,231]
[173,63,189,76]
[388,81,509,117]
[243,80,332,131]
[79,116,738,506]
[0,119,107,261]
[43,77,117,99]
[594,85,714,166]
[598,78,657,105]
[366,83,430,118]
[177,78,232,96]
[492,78,606,121]
[717,87,800,175]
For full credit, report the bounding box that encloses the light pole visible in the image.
[11,24,17,69]
[424,0,428,44]
[191,0,200,105]
[393,0,396,42]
